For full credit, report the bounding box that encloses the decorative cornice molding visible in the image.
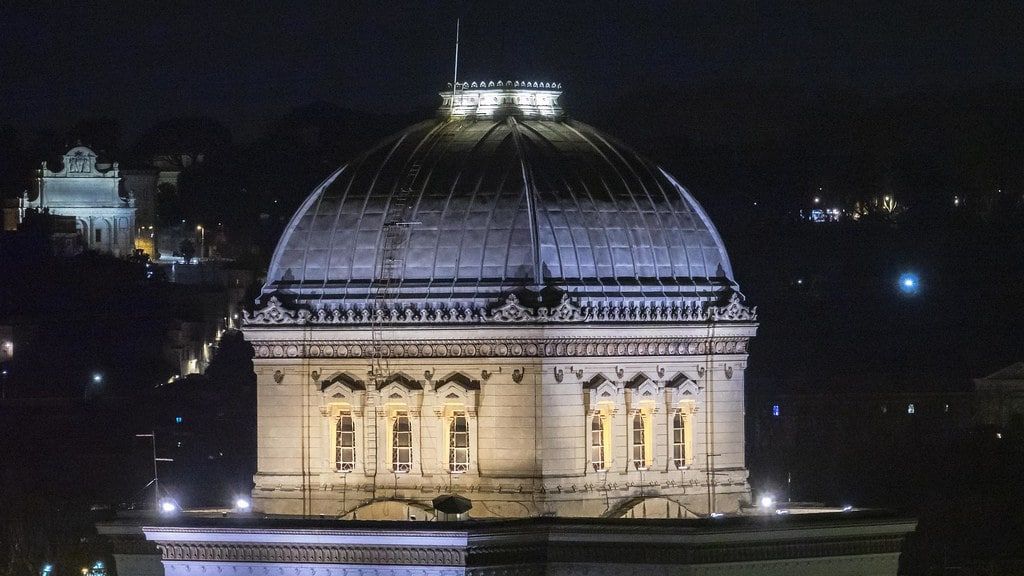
[446,80,562,90]
[251,337,750,360]
[156,542,465,566]
[243,294,757,327]
[145,519,910,570]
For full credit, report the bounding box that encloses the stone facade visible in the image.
[974,362,1024,430]
[245,84,758,520]
[24,146,136,256]
[243,296,756,519]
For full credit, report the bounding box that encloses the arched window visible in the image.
[672,411,686,469]
[335,412,355,472]
[591,414,606,471]
[631,412,647,470]
[448,411,469,473]
[392,411,412,472]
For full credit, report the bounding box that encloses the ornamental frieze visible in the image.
[157,542,465,566]
[243,293,756,326]
[252,337,750,359]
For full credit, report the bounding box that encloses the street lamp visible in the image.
[159,498,179,514]
[196,225,205,259]
[234,497,251,512]
[136,431,174,510]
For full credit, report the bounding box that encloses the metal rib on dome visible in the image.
[264,113,736,309]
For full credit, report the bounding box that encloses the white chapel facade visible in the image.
[24,145,136,256]
[243,81,758,520]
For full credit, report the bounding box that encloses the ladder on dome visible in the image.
[369,163,422,388]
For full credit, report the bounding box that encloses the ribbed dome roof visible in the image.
[264,93,736,308]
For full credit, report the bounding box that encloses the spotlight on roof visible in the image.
[159,498,179,514]
[234,497,251,512]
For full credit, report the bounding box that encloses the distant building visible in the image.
[747,390,973,502]
[975,362,1024,431]
[2,198,19,231]
[23,146,136,256]
[122,168,160,257]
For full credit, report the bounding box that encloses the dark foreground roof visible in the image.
[101,511,916,574]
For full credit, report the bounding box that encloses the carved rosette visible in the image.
[252,337,750,359]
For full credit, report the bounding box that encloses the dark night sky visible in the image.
[2,2,1021,139]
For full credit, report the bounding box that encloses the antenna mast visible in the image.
[450,18,460,117]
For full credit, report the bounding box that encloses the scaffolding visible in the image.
[369,163,421,387]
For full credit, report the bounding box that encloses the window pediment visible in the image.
[435,372,479,408]
[624,372,654,389]
[321,372,366,393]
[666,372,696,388]
[321,372,367,405]
[378,372,423,391]
[434,371,480,391]
[584,373,614,390]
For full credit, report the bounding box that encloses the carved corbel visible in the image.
[273,370,284,384]
[724,365,734,380]
[656,365,666,379]
[424,369,434,382]
[696,365,707,379]
[553,367,564,383]
[310,370,320,382]
[615,366,625,379]
[570,366,584,380]
[512,367,525,383]
[480,369,492,381]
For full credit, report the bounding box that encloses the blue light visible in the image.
[772,404,780,417]
[898,273,920,295]
[175,416,183,424]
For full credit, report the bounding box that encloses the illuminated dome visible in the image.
[264,81,736,308]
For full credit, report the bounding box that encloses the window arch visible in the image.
[448,411,469,473]
[335,412,355,472]
[632,412,647,470]
[672,410,686,469]
[591,414,606,471]
[392,411,413,472]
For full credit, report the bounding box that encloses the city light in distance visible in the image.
[92,373,103,383]
[898,272,920,295]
